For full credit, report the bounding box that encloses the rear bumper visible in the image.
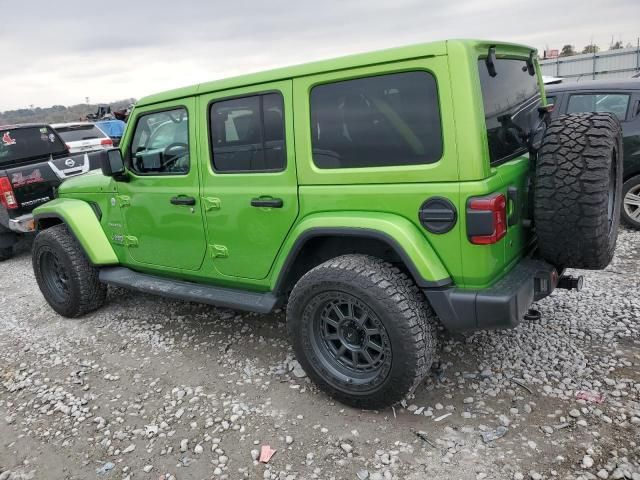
[8,213,35,233]
[424,259,558,332]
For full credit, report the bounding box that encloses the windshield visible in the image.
[0,126,67,165]
[478,58,541,164]
[55,124,107,142]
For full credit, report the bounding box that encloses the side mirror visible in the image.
[101,148,127,180]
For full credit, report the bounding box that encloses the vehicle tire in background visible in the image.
[286,254,437,409]
[0,207,16,261]
[534,112,623,269]
[621,175,640,230]
[32,224,107,317]
[0,246,13,261]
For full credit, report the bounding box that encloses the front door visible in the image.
[118,99,207,271]
[199,81,299,279]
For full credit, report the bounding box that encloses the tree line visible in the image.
[0,99,136,125]
[558,40,636,57]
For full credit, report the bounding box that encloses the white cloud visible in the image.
[1,0,638,110]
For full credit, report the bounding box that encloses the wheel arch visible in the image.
[271,214,452,296]
[34,198,118,265]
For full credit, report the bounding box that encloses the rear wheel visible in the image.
[32,224,107,317]
[287,254,437,409]
[534,112,623,269]
[622,175,640,229]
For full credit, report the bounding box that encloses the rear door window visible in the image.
[0,126,67,165]
[567,93,630,121]
[210,93,286,173]
[309,71,442,169]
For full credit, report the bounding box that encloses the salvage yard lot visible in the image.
[1,230,639,480]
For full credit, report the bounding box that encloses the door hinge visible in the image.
[209,244,228,258]
[203,197,221,211]
[115,195,131,208]
[124,235,138,247]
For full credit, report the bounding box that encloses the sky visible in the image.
[1,0,638,111]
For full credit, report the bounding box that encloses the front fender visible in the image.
[271,212,451,290]
[34,198,118,265]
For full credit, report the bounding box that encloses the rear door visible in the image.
[477,55,542,266]
[198,80,299,279]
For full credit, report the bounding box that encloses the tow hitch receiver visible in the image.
[557,275,584,291]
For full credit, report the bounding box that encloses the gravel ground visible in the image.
[0,229,638,480]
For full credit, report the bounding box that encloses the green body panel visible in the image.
[36,38,543,297]
[268,211,450,290]
[57,169,117,194]
[33,198,119,265]
[292,56,459,185]
[457,156,532,288]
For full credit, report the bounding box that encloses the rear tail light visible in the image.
[101,138,114,146]
[467,193,507,245]
[0,176,18,210]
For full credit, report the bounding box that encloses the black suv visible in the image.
[546,80,640,228]
[0,124,101,260]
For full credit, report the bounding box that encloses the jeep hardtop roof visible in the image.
[137,39,535,108]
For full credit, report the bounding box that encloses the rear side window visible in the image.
[210,93,286,173]
[0,126,67,165]
[567,93,630,121]
[309,71,442,169]
[55,125,107,142]
[129,108,189,175]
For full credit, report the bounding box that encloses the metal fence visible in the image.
[540,46,640,82]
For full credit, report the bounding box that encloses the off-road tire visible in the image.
[32,224,107,317]
[0,246,13,261]
[621,175,640,230]
[534,112,623,269]
[286,254,437,409]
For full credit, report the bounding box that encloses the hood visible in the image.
[58,169,117,195]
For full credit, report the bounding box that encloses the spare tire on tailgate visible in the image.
[534,112,623,270]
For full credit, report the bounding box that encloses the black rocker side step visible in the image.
[99,267,278,314]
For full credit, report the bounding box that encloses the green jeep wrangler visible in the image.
[31,40,623,408]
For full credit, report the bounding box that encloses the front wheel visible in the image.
[286,254,437,409]
[32,224,107,317]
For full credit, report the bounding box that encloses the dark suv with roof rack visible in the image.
[0,124,102,260]
[546,79,640,228]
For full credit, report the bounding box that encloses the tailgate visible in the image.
[5,152,98,215]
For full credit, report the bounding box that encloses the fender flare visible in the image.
[33,198,118,265]
[271,212,452,293]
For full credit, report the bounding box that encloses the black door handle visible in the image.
[251,198,283,208]
[171,196,196,206]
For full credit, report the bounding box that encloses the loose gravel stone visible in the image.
[0,230,639,480]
